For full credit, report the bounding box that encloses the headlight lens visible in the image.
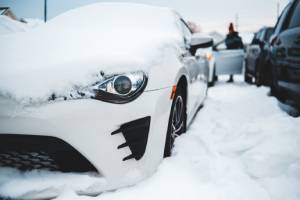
[114,76,132,95]
[92,71,148,104]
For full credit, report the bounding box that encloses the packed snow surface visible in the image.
[0,78,299,200]
[0,3,183,103]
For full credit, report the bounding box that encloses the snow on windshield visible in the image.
[0,3,183,103]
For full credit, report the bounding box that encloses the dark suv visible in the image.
[270,0,300,108]
[245,27,273,85]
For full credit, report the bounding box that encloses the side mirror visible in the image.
[190,34,213,56]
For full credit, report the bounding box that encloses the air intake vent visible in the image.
[0,134,98,172]
[111,116,151,161]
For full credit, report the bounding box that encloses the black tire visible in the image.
[163,85,186,157]
[255,62,262,87]
[208,65,217,87]
[244,63,252,84]
[245,74,252,84]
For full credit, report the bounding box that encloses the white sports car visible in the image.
[0,3,211,198]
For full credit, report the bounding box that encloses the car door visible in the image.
[214,42,244,75]
[274,0,300,87]
[247,31,262,73]
[179,19,207,119]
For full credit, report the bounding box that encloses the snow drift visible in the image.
[0,3,183,103]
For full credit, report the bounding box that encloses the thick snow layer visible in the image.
[0,3,183,103]
[0,16,29,35]
[24,18,45,29]
[0,77,299,200]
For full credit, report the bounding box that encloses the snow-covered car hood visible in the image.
[0,3,183,103]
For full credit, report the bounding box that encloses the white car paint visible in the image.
[0,3,210,199]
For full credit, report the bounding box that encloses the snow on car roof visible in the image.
[0,3,183,103]
[0,15,29,35]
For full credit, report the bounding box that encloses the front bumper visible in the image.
[0,87,172,199]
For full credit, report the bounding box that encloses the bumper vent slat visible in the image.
[123,154,135,161]
[112,116,151,161]
[111,128,121,135]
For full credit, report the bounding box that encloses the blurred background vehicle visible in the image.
[196,32,245,87]
[209,39,244,86]
[269,0,300,108]
[245,26,274,86]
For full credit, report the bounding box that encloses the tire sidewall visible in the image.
[163,86,186,157]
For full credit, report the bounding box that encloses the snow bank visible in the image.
[0,3,183,103]
[0,77,299,200]
[0,168,105,199]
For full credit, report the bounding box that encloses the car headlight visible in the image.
[92,71,148,104]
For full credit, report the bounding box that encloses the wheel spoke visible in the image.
[167,94,185,156]
[171,121,184,139]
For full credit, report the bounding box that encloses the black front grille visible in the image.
[111,117,151,161]
[0,134,97,172]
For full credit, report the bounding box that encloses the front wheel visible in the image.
[208,65,217,87]
[244,65,252,84]
[255,64,262,87]
[164,86,186,157]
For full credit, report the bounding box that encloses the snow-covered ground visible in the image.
[0,77,299,200]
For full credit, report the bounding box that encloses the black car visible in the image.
[270,0,300,108]
[245,27,274,85]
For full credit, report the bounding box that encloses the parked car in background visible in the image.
[0,3,212,199]
[204,39,244,86]
[269,0,300,108]
[245,27,273,85]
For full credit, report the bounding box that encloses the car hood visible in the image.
[0,3,183,103]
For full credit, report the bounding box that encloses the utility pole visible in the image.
[235,13,239,31]
[44,0,47,22]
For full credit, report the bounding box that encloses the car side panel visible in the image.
[182,55,207,118]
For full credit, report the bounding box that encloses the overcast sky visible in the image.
[0,0,290,33]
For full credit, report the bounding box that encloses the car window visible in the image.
[251,33,257,44]
[251,31,262,44]
[288,0,300,29]
[264,28,274,41]
[256,31,261,40]
[258,30,265,41]
[273,3,291,35]
[216,41,227,50]
[180,19,192,48]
